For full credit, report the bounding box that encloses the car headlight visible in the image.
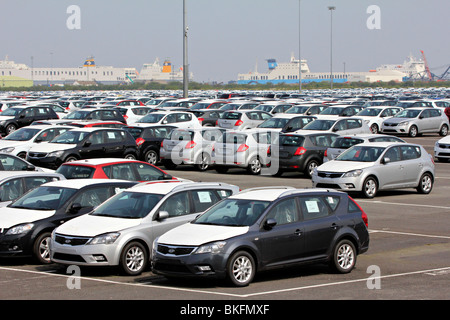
[342,169,363,178]
[48,150,65,158]
[398,121,409,126]
[195,241,226,254]
[0,147,15,153]
[6,223,34,235]
[87,232,120,245]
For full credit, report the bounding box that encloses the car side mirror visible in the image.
[25,165,36,171]
[157,211,169,220]
[83,140,92,147]
[34,138,43,143]
[263,218,277,230]
[160,174,173,180]
[68,203,82,213]
[381,157,391,164]
[19,114,25,118]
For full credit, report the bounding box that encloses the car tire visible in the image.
[408,125,418,137]
[304,159,319,178]
[162,159,177,170]
[362,176,378,198]
[439,124,448,137]
[247,157,262,175]
[226,250,256,287]
[215,166,229,174]
[5,124,17,135]
[124,153,136,160]
[144,150,158,165]
[194,153,211,171]
[119,241,148,276]
[416,172,433,194]
[33,232,52,264]
[17,152,27,159]
[370,124,379,134]
[330,239,357,274]
[65,155,78,163]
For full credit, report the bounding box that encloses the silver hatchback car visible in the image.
[217,110,272,130]
[312,142,435,198]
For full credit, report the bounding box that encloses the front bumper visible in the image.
[312,172,363,192]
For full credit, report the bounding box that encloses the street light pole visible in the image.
[183,0,189,98]
[298,0,302,93]
[328,6,335,90]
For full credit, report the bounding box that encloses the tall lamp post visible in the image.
[328,6,335,90]
[298,0,302,93]
[183,0,189,98]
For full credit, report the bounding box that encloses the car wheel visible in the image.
[119,241,148,276]
[33,232,52,264]
[439,124,448,136]
[124,153,136,160]
[417,172,433,194]
[195,153,210,171]
[162,159,177,170]
[226,251,256,287]
[304,159,319,178]
[215,166,229,174]
[17,152,27,159]
[247,157,261,175]
[330,239,357,273]
[65,156,78,163]
[362,176,378,198]
[5,124,17,135]
[408,125,418,137]
[370,124,379,134]
[144,150,158,165]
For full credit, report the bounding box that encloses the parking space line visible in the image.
[358,199,450,210]
[369,229,450,239]
[1,265,449,298]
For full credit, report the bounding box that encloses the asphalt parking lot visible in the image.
[0,134,448,303]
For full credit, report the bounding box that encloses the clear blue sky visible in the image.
[1,0,448,82]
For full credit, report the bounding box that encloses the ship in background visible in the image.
[136,57,193,83]
[237,53,427,85]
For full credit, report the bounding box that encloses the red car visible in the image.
[55,158,176,182]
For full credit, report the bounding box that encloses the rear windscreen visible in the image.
[56,165,95,179]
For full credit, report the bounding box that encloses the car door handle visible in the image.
[294,229,302,236]
[331,223,338,230]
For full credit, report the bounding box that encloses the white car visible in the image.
[295,116,372,136]
[136,111,201,129]
[115,106,152,125]
[434,135,450,162]
[354,106,403,134]
[0,125,75,159]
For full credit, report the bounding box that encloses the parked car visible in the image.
[50,181,240,275]
[115,106,152,125]
[26,127,138,169]
[381,107,449,137]
[124,125,176,165]
[312,142,435,198]
[0,125,75,159]
[189,110,224,127]
[0,171,66,207]
[152,186,369,286]
[285,104,329,116]
[62,120,127,128]
[354,106,403,134]
[434,135,450,162]
[271,132,338,177]
[136,111,201,129]
[0,105,59,135]
[0,152,51,172]
[32,108,127,126]
[0,179,136,263]
[257,114,316,132]
[189,100,228,110]
[217,110,272,131]
[160,127,225,171]
[324,134,406,162]
[315,105,363,118]
[254,102,294,114]
[219,101,260,111]
[295,116,372,136]
[56,158,175,182]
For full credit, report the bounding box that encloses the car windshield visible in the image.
[319,107,343,115]
[286,106,309,114]
[330,137,364,148]
[357,108,382,116]
[91,191,163,218]
[55,164,95,179]
[394,109,421,118]
[137,113,165,123]
[9,186,77,210]
[302,119,336,130]
[63,110,91,120]
[3,127,40,141]
[50,131,89,144]
[336,146,385,162]
[1,107,21,116]
[258,118,290,128]
[194,199,270,226]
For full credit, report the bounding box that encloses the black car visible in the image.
[257,115,317,132]
[32,108,127,126]
[272,132,338,177]
[124,125,176,165]
[189,110,224,127]
[0,106,59,135]
[26,127,138,169]
[0,179,137,263]
[152,187,370,286]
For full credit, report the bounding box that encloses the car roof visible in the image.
[352,141,417,148]
[41,179,136,189]
[68,127,125,133]
[230,186,342,202]
[60,158,148,166]
[128,180,237,195]
[0,171,65,181]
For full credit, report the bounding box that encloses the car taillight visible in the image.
[235,120,243,126]
[324,149,328,157]
[237,144,249,152]
[215,120,219,125]
[185,141,196,149]
[198,117,204,123]
[136,137,145,146]
[350,196,368,228]
[294,146,307,156]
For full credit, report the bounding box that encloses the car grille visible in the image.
[53,252,86,263]
[383,123,398,127]
[28,152,48,158]
[157,244,196,256]
[317,172,343,178]
[438,144,450,149]
[153,261,192,273]
[316,183,341,189]
[54,234,91,246]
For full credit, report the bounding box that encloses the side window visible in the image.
[346,119,362,129]
[89,131,104,145]
[217,189,233,199]
[176,113,191,122]
[0,178,24,201]
[260,112,272,120]
[24,176,58,191]
[105,130,124,143]
[133,163,164,181]
[400,145,420,160]
[334,120,347,131]
[159,191,190,217]
[104,163,138,181]
[71,186,111,209]
[191,190,220,213]
[0,154,29,171]
[266,198,299,225]
[165,114,177,124]
[384,146,401,162]
[299,196,330,221]
[323,195,341,211]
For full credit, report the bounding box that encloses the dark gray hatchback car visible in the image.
[152,186,370,286]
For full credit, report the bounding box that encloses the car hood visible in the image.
[29,143,76,153]
[0,116,15,121]
[55,214,142,237]
[317,160,376,173]
[384,117,413,124]
[0,140,28,148]
[437,135,450,144]
[0,207,56,229]
[157,223,249,246]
